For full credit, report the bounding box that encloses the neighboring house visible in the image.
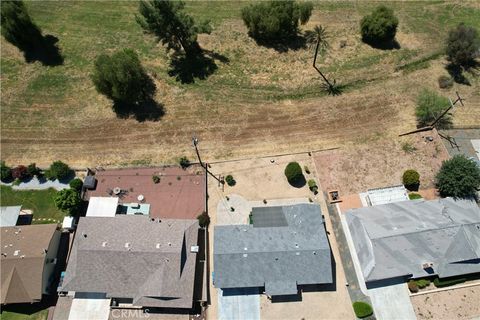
[214,204,332,297]
[0,206,21,227]
[1,224,62,305]
[61,215,201,310]
[346,198,480,285]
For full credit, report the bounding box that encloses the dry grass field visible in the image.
[1,1,479,167]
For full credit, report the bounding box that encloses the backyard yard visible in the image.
[0,185,65,223]
[1,1,479,167]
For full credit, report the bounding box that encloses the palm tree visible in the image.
[306,25,341,95]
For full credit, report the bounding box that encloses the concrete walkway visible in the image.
[369,283,417,320]
[218,288,260,320]
[1,176,70,191]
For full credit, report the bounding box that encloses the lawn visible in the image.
[0,186,65,223]
[1,1,479,166]
[0,309,48,320]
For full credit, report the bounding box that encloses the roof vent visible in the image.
[244,247,248,251]
[190,245,199,253]
[156,243,161,249]
[422,262,434,269]
[275,258,279,261]
[243,254,248,258]
[13,250,19,256]
[82,233,87,238]
[125,242,130,249]
[296,252,300,256]
[313,251,317,255]
[295,243,299,248]
[168,242,172,246]
[20,255,25,259]
[102,241,108,247]
[1,253,6,257]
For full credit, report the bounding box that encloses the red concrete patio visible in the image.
[85,166,206,220]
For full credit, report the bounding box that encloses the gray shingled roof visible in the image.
[62,215,199,309]
[0,206,21,227]
[214,204,332,296]
[346,198,480,282]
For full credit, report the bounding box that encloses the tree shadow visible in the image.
[445,62,479,85]
[253,34,307,53]
[168,50,229,84]
[362,38,400,50]
[112,99,165,122]
[23,34,64,66]
[288,175,307,188]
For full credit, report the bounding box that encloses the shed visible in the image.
[83,176,96,190]
[367,185,409,206]
[0,206,21,227]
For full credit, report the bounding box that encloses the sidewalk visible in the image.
[1,176,70,191]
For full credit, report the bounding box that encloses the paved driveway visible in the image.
[218,288,260,320]
[369,283,417,320]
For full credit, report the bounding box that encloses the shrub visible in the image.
[446,24,480,67]
[197,212,210,228]
[12,178,21,186]
[225,175,236,186]
[26,163,41,177]
[0,161,12,182]
[436,155,480,198]
[438,75,453,89]
[415,89,451,128]
[416,279,431,288]
[54,189,81,215]
[46,161,72,181]
[179,156,190,169]
[152,175,160,184]
[360,6,398,45]
[69,178,83,192]
[308,179,318,193]
[241,1,313,41]
[408,193,422,200]
[433,277,466,288]
[402,142,417,153]
[408,280,419,293]
[304,165,310,174]
[284,162,303,184]
[11,165,29,180]
[402,169,420,191]
[352,301,373,318]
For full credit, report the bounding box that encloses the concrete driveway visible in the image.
[218,288,260,320]
[369,282,417,320]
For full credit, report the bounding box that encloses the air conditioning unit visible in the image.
[190,245,199,253]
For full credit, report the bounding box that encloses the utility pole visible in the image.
[192,136,224,185]
[399,91,465,137]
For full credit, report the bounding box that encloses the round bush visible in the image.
[152,175,160,184]
[438,75,453,89]
[408,193,422,200]
[197,213,210,228]
[360,5,398,44]
[1,161,12,182]
[225,175,236,186]
[352,301,373,318]
[403,169,420,191]
[69,178,84,192]
[408,280,419,293]
[436,155,480,198]
[284,162,303,184]
[47,161,72,181]
[12,165,29,180]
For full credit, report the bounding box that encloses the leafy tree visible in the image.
[137,0,211,57]
[1,161,13,182]
[54,189,81,215]
[446,24,480,67]
[27,163,41,177]
[178,156,191,169]
[0,1,42,52]
[415,89,451,128]
[197,212,210,228]
[69,178,83,192]
[241,1,313,41]
[92,49,155,106]
[45,161,72,181]
[360,6,398,45]
[436,155,480,198]
[11,165,29,180]
[402,169,420,191]
[284,162,303,184]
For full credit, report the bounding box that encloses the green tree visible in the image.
[136,0,211,57]
[284,162,304,185]
[54,189,81,215]
[45,161,72,181]
[415,89,451,128]
[436,155,480,198]
[446,24,480,67]
[0,1,42,52]
[92,49,155,105]
[360,6,398,45]
[1,161,13,182]
[26,163,41,177]
[69,178,83,192]
[241,1,313,41]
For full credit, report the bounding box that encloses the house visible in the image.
[0,206,21,227]
[61,215,201,310]
[346,198,480,285]
[214,203,332,297]
[1,224,62,305]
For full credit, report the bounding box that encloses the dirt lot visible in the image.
[1,2,479,167]
[205,154,354,320]
[411,285,480,320]
[314,129,450,196]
